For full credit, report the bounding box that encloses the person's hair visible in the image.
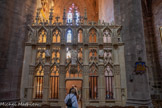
[71,88,76,94]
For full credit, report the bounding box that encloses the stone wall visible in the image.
[49,0,99,22]
[141,0,162,100]
[141,0,158,98]
[99,0,114,23]
[113,0,152,106]
[152,0,162,73]
[152,0,162,97]
[152,0,162,99]
[0,0,37,101]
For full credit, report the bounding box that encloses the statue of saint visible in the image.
[38,0,50,21]
[71,49,78,65]
[103,30,111,43]
[99,49,104,63]
[45,49,50,57]
[28,30,32,43]
[108,52,112,64]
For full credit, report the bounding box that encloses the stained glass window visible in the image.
[89,29,97,43]
[38,29,47,43]
[33,65,44,99]
[67,30,72,43]
[89,48,98,99]
[67,3,80,24]
[104,50,114,99]
[78,29,83,43]
[52,29,61,43]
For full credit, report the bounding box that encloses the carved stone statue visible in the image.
[99,49,104,63]
[45,49,50,57]
[108,52,112,64]
[103,30,111,43]
[38,0,49,21]
[28,30,32,43]
[71,49,78,65]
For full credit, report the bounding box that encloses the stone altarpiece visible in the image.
[21,8,127,108]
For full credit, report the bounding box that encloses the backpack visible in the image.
[66,94,75,107]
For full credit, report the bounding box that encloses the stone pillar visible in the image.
[31,45,37,65]
[27,45,37,102]
[113,46,122,105]
[27,65,35,102]
[114,0,152,106]
[82,45,89,108]
[73,28,77,45]
[20,45,32,102]
[59,65,66,108]
[118,45,127,106]
[59,45,66,108]
[98,64,105,105]
[82,66,89,108]
[42,63,50,105]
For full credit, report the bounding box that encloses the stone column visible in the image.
[26,45,37,102]
[31,45,37,65]
[59,45,66,108]
[113,46,122,105]
[27,65,35,102]
[114,0,152,106]
[118,44,127,106]
[59,65,66,108]
[20,44,32,102]
[98,63,105,105]
[73,28,77,45]
[82,45,89,108]
[42,63,50,105]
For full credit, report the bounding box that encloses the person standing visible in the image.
[65,88,78,108]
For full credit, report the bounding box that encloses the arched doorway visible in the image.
[66,79,82,108]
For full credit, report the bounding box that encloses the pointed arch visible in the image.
[52,28,61,43]
[36,47,46,64]
[103,27,112,43]
[49,47,60,99]
[77,28,83,43]
[89,28,97,43]
[89,47,98,99]
[49,64,59,99]
[38,27,47,43]
[51,47,60,64]
[104,49,114,99]
[66,28,73,43]
[33,64,44,99]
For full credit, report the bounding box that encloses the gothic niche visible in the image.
[66,47,83,77]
